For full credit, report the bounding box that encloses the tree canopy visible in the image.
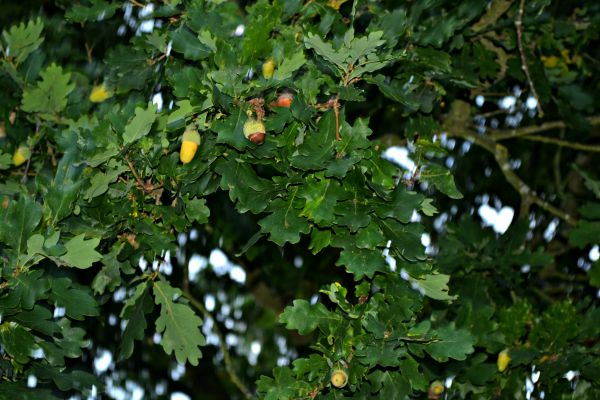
[1,0,600,399]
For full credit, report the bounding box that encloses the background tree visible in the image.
[1,1,599,399]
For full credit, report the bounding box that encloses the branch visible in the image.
[443,102,577,226]
[183,291,254,399]
[489,115,600,140]
[515,0,544,116]
[521,135,600,152]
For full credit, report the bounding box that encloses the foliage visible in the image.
[1,0,599,399]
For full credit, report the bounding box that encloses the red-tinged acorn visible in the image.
[243,118,266,144]
[276,92,293,108]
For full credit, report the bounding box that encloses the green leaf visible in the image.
[298,176,345,224]
[529,301,579,351]
[83,161,127,201]
[212,109,249,151]
[356,340,407,367]
[122,103,158,145]
[0,322,36,363]
[569,221,600,248]
[0,195,42,254]
[374,186,424,223]
[420,163,463,199]
[304,33,347,72]
[185,197,210,224]
[119,282,154,361]
[1,18,44,64]
[408,273,457,301]
[279,299,343,336]
[92,243,130,295]
[309,229,331,254]
[32,364,100,393]
[59,234,102,269]
[65,0,118,22]
[272,51,306,81]
[0,270,49,310]
[12,305,58,336]
[153,280,205,366]
[21,64,74,115]
[167,100,196,130]
[498,300,533,345]
[259,188,310,246]
[573,165,600,199]
[214,158,275,213]
[378,219,426,262]
[425,323,475,362]
[290,111,337,170]
[242,0,282,62]
[368,370,411,399]
[170,26,213,61]
[49,277,99,320]
[0,382,59,400]
[336,247,388,279]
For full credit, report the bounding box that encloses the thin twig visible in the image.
[183,292,254,399]
[315,97,341,140]
[248,98,265,121]
[489,115,600,140]
[125,154,145,189]
[515,0,544,116]
[521,134,600,152]
[21,122,40,183]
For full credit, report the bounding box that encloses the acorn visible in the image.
[179,127,201,164]
[330,368,348,388]
[12,145,31,167]
[243,118,266,144]
[89,84,112,103]
[428,380,444,399]
[276,92,293,108]
[262,59,275,79]
[497,349,511,372]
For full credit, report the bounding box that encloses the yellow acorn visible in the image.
[243,118,266,144]
[327,0,349,10]
[497,349,511,372]
[12,145,31,167]
[262,59,275,79]
[179,127,201,164]
[428,380,444,398]
[89,84,112,103]
[330,368,348,388]
[541,55,559,69]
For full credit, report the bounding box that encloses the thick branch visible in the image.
[183,291,254,399]
[443,103,577,226]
